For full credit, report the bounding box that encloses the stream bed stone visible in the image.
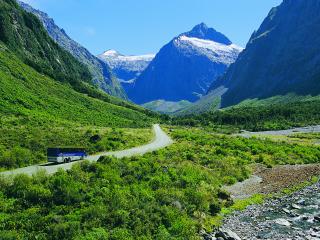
[221,181,320,239]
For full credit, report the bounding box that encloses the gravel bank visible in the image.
[239,125,320,138]
[226,164,320,200]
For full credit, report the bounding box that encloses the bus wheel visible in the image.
[68,157,71,163]
[64,158,68,163]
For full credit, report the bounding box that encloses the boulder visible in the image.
[215,228,241,240]
[274,218,291,227]
[291,203,302,210]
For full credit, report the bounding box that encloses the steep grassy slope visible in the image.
[0,0,92,89]
[0,44,152,127]
[0,0,152,117]
[0,43,154,169]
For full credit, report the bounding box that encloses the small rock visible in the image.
[291,203,302,210]
[274,218,291,227]
[283,208,291,214]
[172,200,182,210]
[215,228,241,240]
[297,199,306,205]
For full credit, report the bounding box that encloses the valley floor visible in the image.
[1,124,320,239]
[1,124,172,177]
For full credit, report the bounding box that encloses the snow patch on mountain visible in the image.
[98,50,155,93]
[176,36,243,65]
[98,50,155,71]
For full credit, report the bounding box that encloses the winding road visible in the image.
[1,124,173,177]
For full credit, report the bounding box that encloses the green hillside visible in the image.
[0,0,92,89]
[0,44,153,127]
[172,96,320,131]
[0,43,155,169]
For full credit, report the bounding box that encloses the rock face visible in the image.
[18,1,126,99]
[129,23,242,104]
[208,0,320,108]
[215,228,242,240]
[98,50,155,93]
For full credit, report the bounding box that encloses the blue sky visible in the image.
[22,0,282,55]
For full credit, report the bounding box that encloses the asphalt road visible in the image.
[1,124,173,177]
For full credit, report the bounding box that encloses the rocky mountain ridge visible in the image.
[129,23,242,104]
[98,50,155,93]
[208,0,320,108]
[18,0,126,99]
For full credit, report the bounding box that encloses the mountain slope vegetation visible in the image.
[172,96,320,131]
[0,0,92,89]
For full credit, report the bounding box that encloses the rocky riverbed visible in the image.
[225,164,320,200]
[221,181,320,239]
[239,125,320,138]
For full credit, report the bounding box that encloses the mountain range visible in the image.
[128,23,242,104]
[98,50,155,93]
[206,0,320,109]
[17,1,245,109]
[12,0,320,116]
[18,0,126,99]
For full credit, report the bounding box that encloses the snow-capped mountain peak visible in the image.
[99,50,155,62]
[101,49,120,57]
[97,50,155,87]
[183,23,232,45]
[175,35,243,65]
[129,23,243,104]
